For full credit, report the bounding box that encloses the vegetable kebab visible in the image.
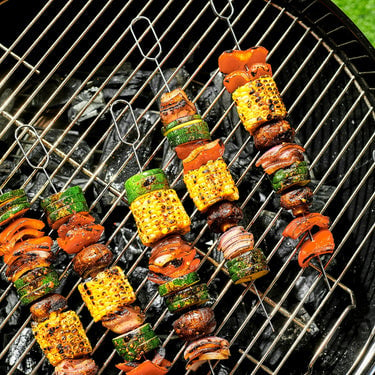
[40,186,170,374]
[218,46,335,273]
[124,167,230,371]
[160,88,270,284]
[0,188,98,374]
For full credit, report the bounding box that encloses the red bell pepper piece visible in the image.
[57,223,104,254]
[282,212,330,239]
[298,229,335,268]
[57,213,96,238]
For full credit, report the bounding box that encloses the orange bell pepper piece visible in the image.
[3,236,53,264]
[223,64,272,93]
[218,46,268,74]
[0,217,45,255]
[183,139,225,172]
[149,235,200,282]
[175,140,210,160]
[5,249,52,267]
[148,272,173,284]
[298,229,335,268]
[6,255,52,282]
[282,212,330,239]
[115,362,138,372]
[0,228,46,257]
[13,236,53,253]
[149,247,199,278]
[116,359,171,374]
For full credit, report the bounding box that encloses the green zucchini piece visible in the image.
[165,119,211,147]
[124,168,169,204]
[0,202,31,226]
[0,189,26,205]
[226,248,269,284]
[15,267,60,305]
[46,200,89,226]
[0,195,29,216]
[165,283,210,313]
[158,271,200,297]
[43,193,86,214]
[271,161,310,193]
[40,186,83,209]
[112,323,161,361]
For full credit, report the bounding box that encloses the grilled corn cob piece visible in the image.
[78,266,136,322]
[232,76,287,135]
[130,188,191,247]
[183,157,239,212]
[32,310,92,366]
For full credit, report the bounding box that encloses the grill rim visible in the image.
[273,0,375,100]
[0,0,374,375]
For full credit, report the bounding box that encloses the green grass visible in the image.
[331,0,375,47]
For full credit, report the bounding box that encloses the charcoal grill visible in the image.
[0,0,374,374]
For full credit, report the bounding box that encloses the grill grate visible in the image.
[0,0,374,374]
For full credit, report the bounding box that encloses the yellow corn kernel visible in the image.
[32,310,92,366]
[232,76,287,135]
[78,266,136,322]
[130,188,191,247]
[183,157,239,212]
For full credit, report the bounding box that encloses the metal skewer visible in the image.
[14,124,58,193]
[210,0,241,50]
[316,251,332,291]
[253,282,275,332]
[208,359,216,375]
[130,12,273,366]
[130,16,171,92]
[305,221,332,291]
[131,9,275,334]
[212,0,332,294]
[109,99,143,174]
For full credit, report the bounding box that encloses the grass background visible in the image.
[331,0,375,47]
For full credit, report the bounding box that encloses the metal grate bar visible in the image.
[0,1,374,374]
[0,0,55,66]
[0,43,40,73]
